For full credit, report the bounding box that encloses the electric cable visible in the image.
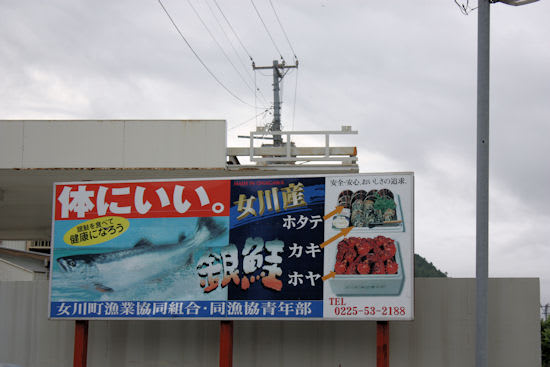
[291,66,298,131]
[185,0,255,93]
[204,0,256,84]
[229,108,272,131]
[212,0,254,62]
[157,0,257,108]
[207,0,271,106]
[255,70,272,77]
[255,70,262,126]
[250,0,284,60]
[454,0,477,14]
[269,0,297,60]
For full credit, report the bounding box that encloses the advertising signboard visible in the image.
[49,173,413,320]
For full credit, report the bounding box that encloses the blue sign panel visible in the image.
[49,173,414,320]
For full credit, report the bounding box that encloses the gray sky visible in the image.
[1,0,549,306]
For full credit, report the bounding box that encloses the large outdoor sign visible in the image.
[49,173,414,320]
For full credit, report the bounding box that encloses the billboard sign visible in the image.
[49,173,414,320]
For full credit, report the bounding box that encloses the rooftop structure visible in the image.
[0,120,358,239]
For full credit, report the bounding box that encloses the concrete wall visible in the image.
[0,278,541,367]
[0,120,227,169]
[0,241,27,251]
[0,281,74,367]
[0,260,34,281]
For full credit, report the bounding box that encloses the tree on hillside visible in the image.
[414,254,447,277]
[542,318,550,367]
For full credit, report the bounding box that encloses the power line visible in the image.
[228,108,272,131]
[269,0,297,60]
[255,70,258,126]
[255,69,272,77]
[207,0,272,106]
[157,0,256,108]
[203,1,253,80]
[203,0,270,107]
[291,66,298,130]
[250,0,284,60]
[185,0,255,93]
[280,71,285,110]
[454,0,477,15]
[212,0,254,62]
[254,71,273,126]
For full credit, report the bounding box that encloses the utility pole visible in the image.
[475,2,538,367]
[476,3,490,367]
[253,59,298,146]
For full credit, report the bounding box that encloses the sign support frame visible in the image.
[73,320,88,367]
[219,320,234,367]
[376,321,389,367]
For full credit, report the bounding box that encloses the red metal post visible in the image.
[219,320,234,367]
[376,321,389,367]
[73,320,89,367]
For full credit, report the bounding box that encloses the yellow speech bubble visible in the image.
[63,216,129,246]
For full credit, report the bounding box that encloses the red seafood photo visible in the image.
[334,236,398,275]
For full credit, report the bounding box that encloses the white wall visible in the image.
[0,260,34,281]
[0,278,541,367]
[0,241,26,251]
[0,120,227,169]
[0,120,228,240]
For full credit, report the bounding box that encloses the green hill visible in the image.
[414,254,447,277]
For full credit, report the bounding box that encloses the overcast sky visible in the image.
[1,0,549,306]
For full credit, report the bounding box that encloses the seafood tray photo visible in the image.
[332,188,404,232]
[330,235,405,296]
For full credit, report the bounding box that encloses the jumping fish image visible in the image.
[56,217,226,294]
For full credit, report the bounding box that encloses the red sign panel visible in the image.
[54,180,230,220]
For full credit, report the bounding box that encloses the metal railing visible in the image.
[228,126,359,170]
[27,240,51,250]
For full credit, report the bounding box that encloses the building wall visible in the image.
[0,278,541,367]
[0,260,34,281]
[0,120,228,240]
[0,241,26,251]
[0,120,227,169]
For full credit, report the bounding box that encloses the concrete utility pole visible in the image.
[475,1,538,367]
[253,59,298,146]
[476,3,490,367]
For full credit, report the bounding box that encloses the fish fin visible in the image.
[93,282,114,293]
[134,238,153,248]
[197,217,226,240]
[185,252,194,266]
